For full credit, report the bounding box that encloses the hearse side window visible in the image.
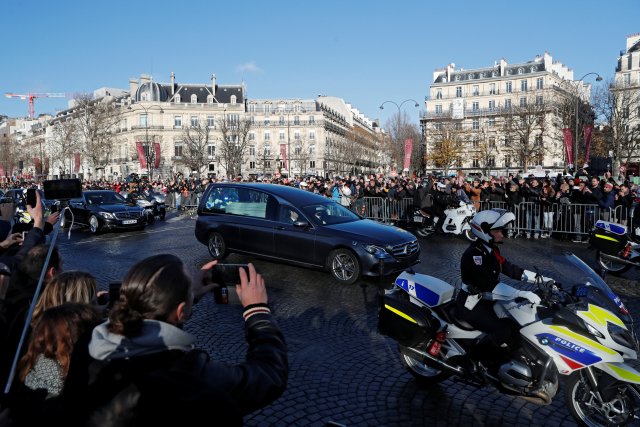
[204,187,272,219]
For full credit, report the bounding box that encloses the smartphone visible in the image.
[26,188,37,208]
[210,263,249,286]
[107,282,122,308]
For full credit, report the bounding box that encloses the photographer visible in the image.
[62,255,287,426]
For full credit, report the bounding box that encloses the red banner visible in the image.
[154,142,161,168]
[403,139,413,170]
[44,157,50,175]
[135,142,147,169]
[34,157,42,175]
[563,128,574,168]
[280,144,287,170]
[74,152,81,173]
[583,124,593,166]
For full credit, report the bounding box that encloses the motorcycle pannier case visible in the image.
[378,289,437,347]
[589,221,627,254]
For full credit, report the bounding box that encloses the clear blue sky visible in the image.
[1,0,638,128]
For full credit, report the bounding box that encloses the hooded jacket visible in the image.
[60,312,288,427]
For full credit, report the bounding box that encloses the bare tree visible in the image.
[474,121,499,176]
[291,136,312,176]
[180,117,213,176]
[49,119,79,175]
[594,78,640,171]
[425,120,468,175]
[502,95,548,170]
[218,113,253,178]
[384,111,420,173]
[0,135,19,178]
[73,94,122,178]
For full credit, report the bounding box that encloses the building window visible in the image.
[249,161,255,169]
[504,155,511,167]
[263,104,271,113]
[191,116,198,127]
[518,68,524,75]
[279,131,285,141]
[489,137,496,148]
[622,107,630,118]
[519,97,527,107]
[279,116,285,125]
[294,131,300,140]
[139,113,148,127]
[488,156,495,167]
[175,94,181,103]
[506,81,512,93]
[294,116,300,125]
[207,116,215,128]
[435,104,443,114]
[472,137,479,147]
[472,119,479,130]
[207,95,214,104]
[120,118,127,131]
[472,158,480,168]
[248,146,255,156]
[488,118,495,127]
[489,100,495,110]
[174,143,183,158]
[249,132,255,140]
[264,118,270,125]
[536,95,544,106]
[294,145,302,155]
[174,116,182,128]
[309,116,315,124]
[309,131,315,140]
[536,77,544,90]
[455,122,462,130]
[264,132,271,141]
[250,116,255,125]
[310,160,316,168]
[263,145,271,156]
[505,99,512,109]
[191,94,198,103]
[436,89,442,99]
[309,144,315,154]
[456,87,462,97]
[230,95,237,104]
[249,104,256,112]
[489,83,496,95]
[623,74,631,86]
[472,85,479,96]
[521,80,528,92]
[207,144,215,158]
[472,102,479,111]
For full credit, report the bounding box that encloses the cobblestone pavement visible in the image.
[56,215,640,427]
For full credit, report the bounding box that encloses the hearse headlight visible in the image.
[99,212,115,219]
[364,244,387,255]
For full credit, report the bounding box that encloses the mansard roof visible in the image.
[135,82,244,104]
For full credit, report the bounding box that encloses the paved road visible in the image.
[57,215,640,427]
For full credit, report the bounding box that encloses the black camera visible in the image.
[210,264,249,286]
[43,179,83,200]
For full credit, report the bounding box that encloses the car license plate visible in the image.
[122,219,137,225]
[413,216,423,223]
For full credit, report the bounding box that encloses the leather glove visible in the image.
[517,290,541,305]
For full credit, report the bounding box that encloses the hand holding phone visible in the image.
[26,188,37,209]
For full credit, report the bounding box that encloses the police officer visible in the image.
[456,209,543,368]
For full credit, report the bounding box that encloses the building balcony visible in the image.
[131,125,165,130]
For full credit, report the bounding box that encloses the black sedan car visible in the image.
[195,183,419,284]
[61,190,146,234]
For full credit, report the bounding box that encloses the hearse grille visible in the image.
[389,240,419,257]
[114,211,141,220]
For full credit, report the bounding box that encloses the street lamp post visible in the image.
[128,103,164,181]
[378,99,420,175]
[572,72,603,170]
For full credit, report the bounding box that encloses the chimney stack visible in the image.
[171,72,175,96]
[211,74,217,94]
[129,78,138,98]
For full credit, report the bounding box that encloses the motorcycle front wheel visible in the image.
[596,250,631,275]
[565,370,640,426]
[398,344,451,386]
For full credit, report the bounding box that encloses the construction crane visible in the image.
[5,92,66,119]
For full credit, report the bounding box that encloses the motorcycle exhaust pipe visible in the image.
[599,252,640,267]
[400,345,466,376]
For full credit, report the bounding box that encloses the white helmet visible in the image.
[470,209,515,244]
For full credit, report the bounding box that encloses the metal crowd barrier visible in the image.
[358,196,632,237]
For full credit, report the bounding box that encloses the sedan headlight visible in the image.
[364,244,389,256]
[98,211,115,219]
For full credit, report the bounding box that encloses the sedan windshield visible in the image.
[86,192,126,205]
[302,203,360,226]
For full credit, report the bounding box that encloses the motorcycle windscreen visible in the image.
[378,289,438,347]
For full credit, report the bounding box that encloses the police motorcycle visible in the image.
[413,199,476,242]
[378,252,640,426]
[590,218,640,276]
[128,191,166,225]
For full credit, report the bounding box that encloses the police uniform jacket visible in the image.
[460,239,524,294]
